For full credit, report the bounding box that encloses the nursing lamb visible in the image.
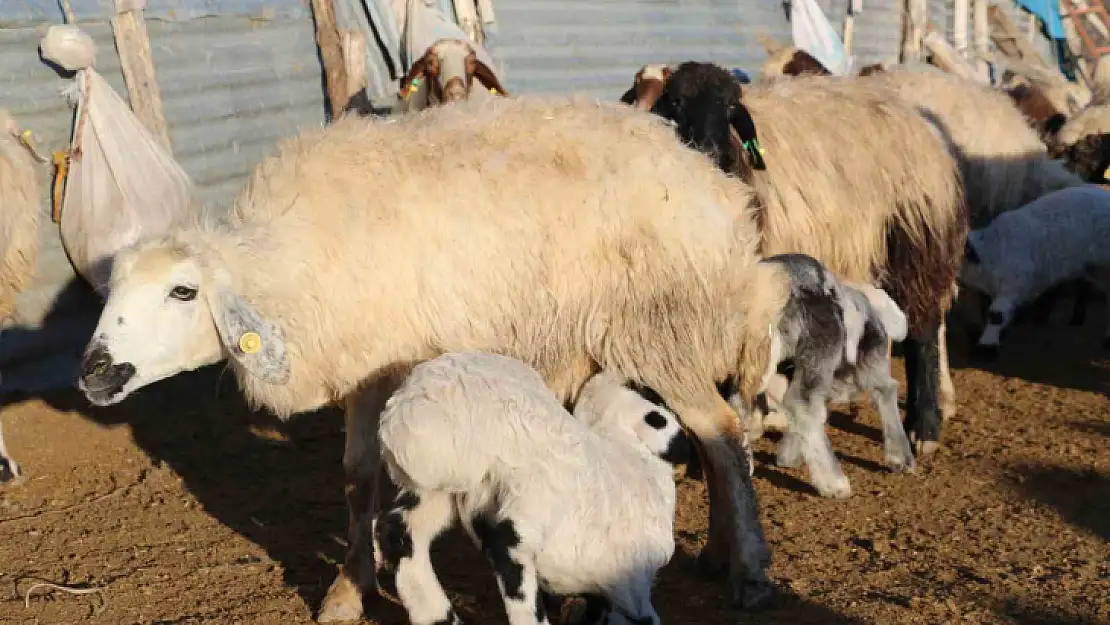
[961,185,1110,358]
[370,353,689,625]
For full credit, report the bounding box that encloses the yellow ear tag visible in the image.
[489,88,498,94]
[238,332,262,354]
[1103,165,1110,180]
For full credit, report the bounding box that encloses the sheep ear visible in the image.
[471,57,508,96]
[399,51,433,98]
[619,85,638,105]
[729,103,767,170]
[208,289,291,385]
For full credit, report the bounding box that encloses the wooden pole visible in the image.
[452,0,485,46]
[843,0,862,58]
[954,0,969,57]
[972,0,990,81]
[340,29,368,99]
[310,0,349,120]
[110,0,171,150]
[901,0,928,63]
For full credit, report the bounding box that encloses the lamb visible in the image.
[733,254,914,498]
[370,353,688,625]
[75,94,792,620]
[960,185,1110,358]
[395,37,508,111]
[0,108,45,483]
[631,61,967,461]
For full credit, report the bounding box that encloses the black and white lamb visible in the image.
[370,352,690,625]
[961,185,1110,358]
[719,253,915,499]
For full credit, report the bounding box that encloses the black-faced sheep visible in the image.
[1,108,45,482]
[76,95,791,619]
[960,185,1110,358]
[371,353,688,625]
[632,62,967,460]
[396,37,508,111]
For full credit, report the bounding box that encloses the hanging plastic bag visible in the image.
[41,24,202,295]
[791,0,852,76]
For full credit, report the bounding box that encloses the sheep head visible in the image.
[647,61,766,173]
[619,64,672,111]
[79,237,290,406]
[398,38,508,104]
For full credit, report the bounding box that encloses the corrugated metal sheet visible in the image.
[483,0,793,98]
[0,10,326,391]
[2,0,312,24]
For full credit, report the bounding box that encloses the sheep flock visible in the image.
[3,33,1109,625]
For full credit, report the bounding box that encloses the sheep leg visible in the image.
[668,394,771,609]
[902,320,944,457]
[937,321,957,422]
[371,490,462,625]
[320,372,409,623]
[472,515,550,625]
[971,293,1019,361]
[0,417,21,483]
[868,374,915,473]
[777,379,851,499]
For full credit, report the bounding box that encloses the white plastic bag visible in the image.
[792,0,852,76]
[43,25,201,294]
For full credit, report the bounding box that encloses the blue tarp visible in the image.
[1015,0,1064,40]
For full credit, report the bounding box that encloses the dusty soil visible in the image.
[1,308,1107,625]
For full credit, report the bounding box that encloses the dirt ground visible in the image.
[0,307,1107,625]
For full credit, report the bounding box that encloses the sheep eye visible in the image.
[169,285,198,301]
[644,411,668,430]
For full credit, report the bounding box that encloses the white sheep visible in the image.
[712,254,913,498]
[370,353,688,625]
[1,108,45,483]
[75,94,790,619]
[960,185,1110,358]
[395,37,508,111]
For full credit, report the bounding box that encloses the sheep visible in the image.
[960,185,1110,358]
[370,353,688,625]
[74,94,792,620]
[735,254,914,498]
[632,61,967,460]
[0,108,45,483]
[396,37,508,111]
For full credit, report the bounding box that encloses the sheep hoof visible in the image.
[317,574,365,623]
[733,580,774,610]
[813,475,852,499]
[886,453,916,474]
[970,343,999,362]
[913,439,940,459]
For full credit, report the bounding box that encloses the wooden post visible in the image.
[453,0,485,46]
[340,29,368,99]
[972,0,990,81]
[954,0,969,57]
[310,0,349,119]
[843,0,862,58]
[110,0,171,150]
[901,0,928,63]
